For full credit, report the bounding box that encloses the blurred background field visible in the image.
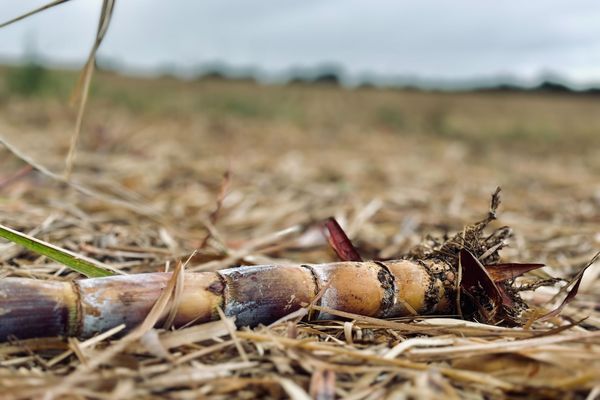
[1,61,598,275]
[3,63,600,150]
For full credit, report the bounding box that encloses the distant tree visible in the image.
[6,62,49,97]
[313,72,340,85]
[583,87,600,96]
[535,81,572,93]
[201,70,227,80]
[287,76,311,86]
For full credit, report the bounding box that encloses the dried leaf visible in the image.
[538,251,600,321]
[485,263,545,282]
[322,217,363,262]
[66,0,116,177]
[459,249,512,322]
[199,169,232,248]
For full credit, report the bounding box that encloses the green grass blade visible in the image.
[0,223,117,277]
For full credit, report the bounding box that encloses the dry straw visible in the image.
[1,2,599,399]
[0,0,116,178]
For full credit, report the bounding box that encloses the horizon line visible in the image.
[2,57,600,93]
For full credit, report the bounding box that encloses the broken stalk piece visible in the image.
[0,252,545,341]
[0,189,552,341]
[0,258,455,340]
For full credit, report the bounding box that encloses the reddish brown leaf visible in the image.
[459,249,513,321]
[322,217,363,262]
[538,251,600,321]
[485,263,545,282]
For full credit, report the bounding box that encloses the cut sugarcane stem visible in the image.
[0,259,456,340]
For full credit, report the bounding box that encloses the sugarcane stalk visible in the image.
[2,190,548,341]
[0,259,455,340]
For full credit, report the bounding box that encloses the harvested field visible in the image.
[1,67,600,399]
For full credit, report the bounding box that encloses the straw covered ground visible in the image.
[1,68,600,399]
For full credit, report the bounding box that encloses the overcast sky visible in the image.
[2,0,600,87]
